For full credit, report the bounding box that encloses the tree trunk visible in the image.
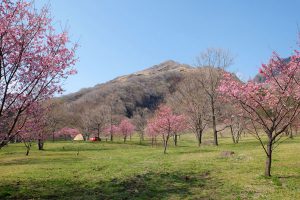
[124,136,127,143]
[289,125,293,139]
[197,131,202,146]
[110,133,113,142]
[97,124,100,138]
[211,100,218,146]
[0,139,9,149]
[163,135,169,154]
[235,130,243,143]
[212,117,218,145]
[174,134,178,146]
[141,132,144,141]
[25,146,30,156]
[230,125,236,144]
[198,136,202,146]
[236,131,241,143]
[52,132,55,142]
[163,141,168,154]
[139,132,143,144]
[38,139,44,150]
[265,140,272,177]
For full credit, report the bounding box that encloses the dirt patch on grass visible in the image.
[220,151,235,158]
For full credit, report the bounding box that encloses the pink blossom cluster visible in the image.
[18,104,47,142]
[146,106,187,138]
[0,0,77,147]
[103,119,135,140]
[103,125,120,137]
[218,49,300,132]
[118,119,135,139]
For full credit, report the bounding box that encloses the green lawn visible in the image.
[0,134,299,200]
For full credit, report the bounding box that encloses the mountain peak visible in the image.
[135,60,192,76]
[109,60,193,84]
[159,60,178,65]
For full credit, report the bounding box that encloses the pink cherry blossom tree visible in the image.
[17,104,48,155]
[147,106,186,154]
[118,118,135,143]
[0,0,77,148]
[219,50,300,176]
[146,119,160,147]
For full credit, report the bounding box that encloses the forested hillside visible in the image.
[49,60,197,131]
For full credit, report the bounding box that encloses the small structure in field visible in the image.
[73,134,84,141]
[89,137,101,141]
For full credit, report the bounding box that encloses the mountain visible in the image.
[60,60,194,118]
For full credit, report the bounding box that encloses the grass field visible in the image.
[0,134,299,200]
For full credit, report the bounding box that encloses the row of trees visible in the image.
[56,118,135,143]
[105,118,135,143]
[1,0,300,178]
[7,43,300,177]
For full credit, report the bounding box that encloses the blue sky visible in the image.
[37,0,300,94]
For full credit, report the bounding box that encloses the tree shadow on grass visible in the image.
[0,171,219,200]
[0,156,85,166]
[97,171,214,200]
